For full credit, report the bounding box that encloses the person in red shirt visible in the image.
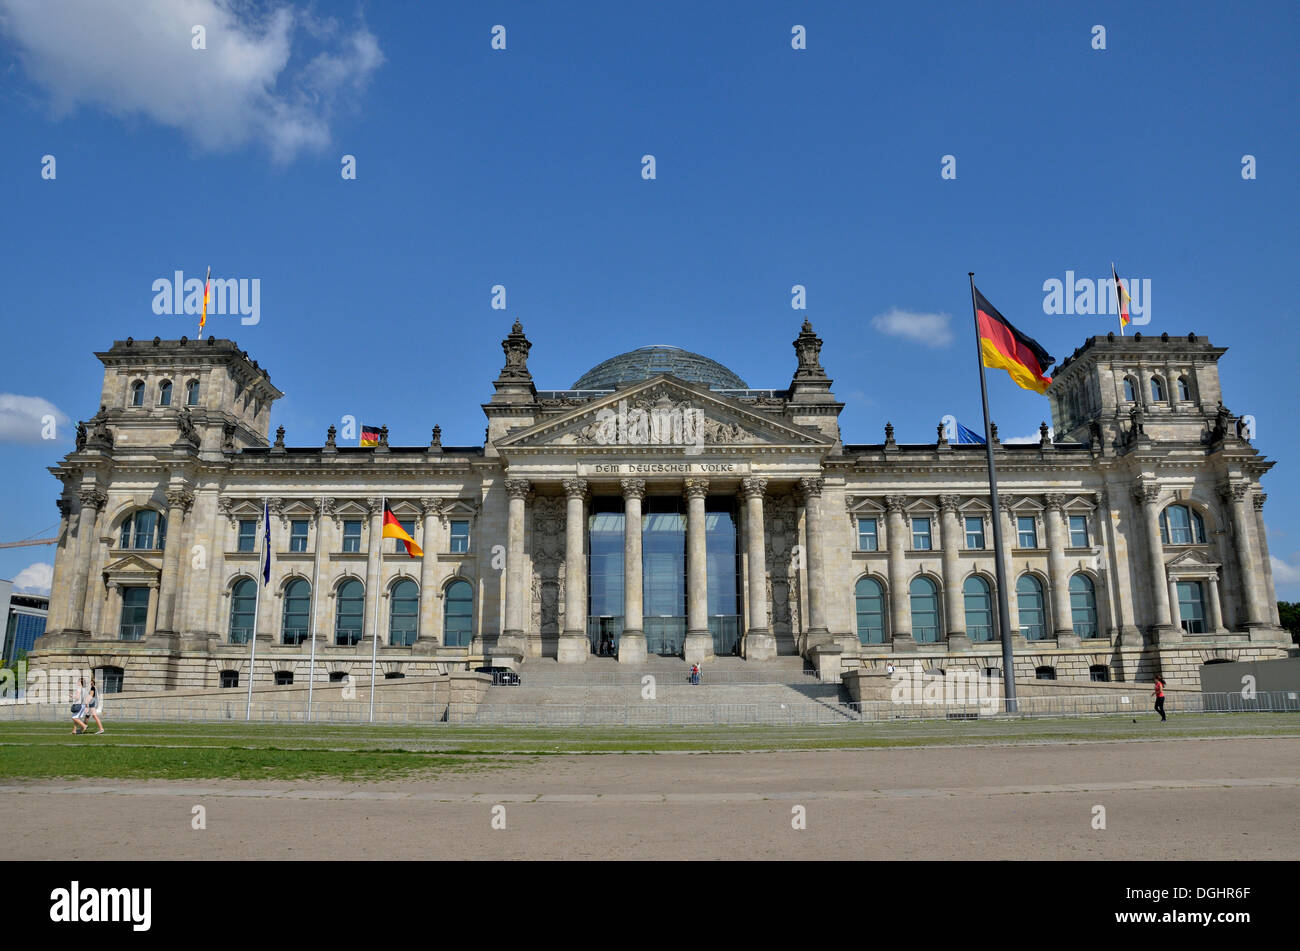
[1152,676,1167,722]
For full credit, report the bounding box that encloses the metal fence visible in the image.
[2,689,1298,727]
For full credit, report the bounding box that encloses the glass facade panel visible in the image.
[334,579,362,645]
[642,496,686,655]
[389,579,419,646]
[963,576,993,641]
[704,498,741,655]
[855,577,886,644]
[443,580,473,646]
[1017,575,1046,639]
[910,577,940,643]
[588,498,625,646]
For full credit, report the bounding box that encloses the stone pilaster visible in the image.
[1133,479,1176,641]
[683,477,713,665]
[362,497,383,649]
[619,478,647,664]
[997,495,1024,649]
[741,476,775,660]
[499,479,532,656]
[558,478,590,663]
[884,495,914,651]
[1220,482,1268,637]
[62,487,107,641]
[413,497,442,654]
[799,476,833,650]
[938,495,969,651]
[1043,493,1079,647]
[153,488,194,645]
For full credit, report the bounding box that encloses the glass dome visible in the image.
[572,345,748,390]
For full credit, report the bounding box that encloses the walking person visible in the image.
[70,677,88,735]
[85,678,105,734]
[1152,675,1167,722]
[690,662,700,686]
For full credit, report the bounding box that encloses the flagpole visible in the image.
[245,496,267,720]
[969,274,1018,714]
[1112,262,1124,337]
[307,495,325,720]
[369,497,382,722]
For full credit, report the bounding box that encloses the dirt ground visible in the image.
[4,737,1297,860]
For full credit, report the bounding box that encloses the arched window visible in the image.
[443,579,474,647]
[389,579,419,646]
[119,509,165,550]
[1069,573,1098,638]
[185,379,200,405]
[1016,574,1046,640]
[1176,376,1192,401]
[130,380,145,406]
[335,579,364,646]
[1035,665,1057,680]
[282,578,311,645]
[1122,377,1136,402]
[1150,376,1167,402]
[854,577,886,644]
[963,576,993,642]
[909,576,941,643]
[229,577,256,644]
[1160,504,1206,545]
[158,380,172,406]
[1176,580,1206,634]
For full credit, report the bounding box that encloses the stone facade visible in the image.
[29,325,1291,693]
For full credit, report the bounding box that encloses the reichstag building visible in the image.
[32,320,1290,692]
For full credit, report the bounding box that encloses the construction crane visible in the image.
[0,537,57,549]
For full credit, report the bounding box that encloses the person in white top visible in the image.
[71,678,88,735]
[85,678,105,735]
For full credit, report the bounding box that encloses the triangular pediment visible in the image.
[497,376,830,454]
[102,553,162,580]
[1166,548,1219,569]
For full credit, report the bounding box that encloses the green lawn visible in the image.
[0,714,1296,781]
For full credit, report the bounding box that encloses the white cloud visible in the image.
[13,562,52,595]
[0,393,70,444]
[1005,425,1053,444]
[1271,555,1300,586]
[0,0,383,162]
[870,308,954,347]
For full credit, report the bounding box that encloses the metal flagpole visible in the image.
[968,274,1018,714]
[368,496,382,722]
[306,495,325,720]
[245,497,268,720]
[1112,262,1125,337]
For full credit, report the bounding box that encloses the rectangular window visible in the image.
[1068,515,1089,548]
[450,520,470,553]
[857,518,878,551]
[289,519,309,552]
[342,520,362,553]
[964,516,985,550]
[911,517,932,551]
[237,519,257,552]
[1017,516,1038,549]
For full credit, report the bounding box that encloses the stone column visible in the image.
[413,498,441,654]
[739,477,775,660]
[1043,494,1077,646]
[1220,482,1267,633]
[1133,481,1176,640]
[499,479,532,656]
[1207,572,1225,633]
[46,498,73,636]
[105,582,122,640]
[1167,576,1183,633]
[144,579,161,638]
[799,476,833,650]
[997,496,1023,648]
[558,478,590,664]
[619,478,647,663]
[884,495,913,651]
[64,488,106,638]
[683,477,713,665]
[938,495,969,650]
[1253,493,1281,626]
[204,499,229,648]
[154,489,194,642]
[361,497,384,650]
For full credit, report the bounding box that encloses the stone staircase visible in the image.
[473,655,856,724]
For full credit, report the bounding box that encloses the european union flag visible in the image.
[957,422,986,444]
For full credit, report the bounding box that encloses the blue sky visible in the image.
[1,0,1297,596]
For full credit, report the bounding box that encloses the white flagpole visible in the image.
[306,495,325,720]
[245,497,268,720]
[369,496,383,722]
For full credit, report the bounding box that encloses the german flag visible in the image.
[1112,263,1132,332]
[360,424,382,447]
[199,266,211,336]
[974,286,1055,395]
[382,501,423,557]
